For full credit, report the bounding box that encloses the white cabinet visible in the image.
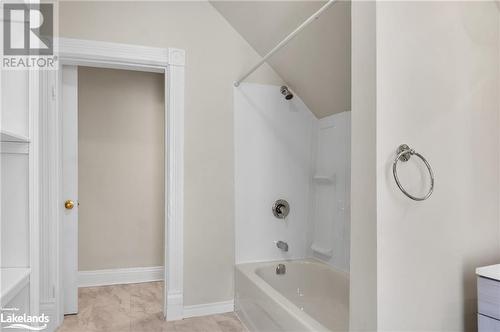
[479,314,500,332]
[478,276,500,320]
[477,265,500,331]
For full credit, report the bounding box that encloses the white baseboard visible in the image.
[183,300,234,318]
[78,266,164,287]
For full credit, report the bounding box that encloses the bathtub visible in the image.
[235,259,349,331]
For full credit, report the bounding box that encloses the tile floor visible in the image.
[57,282,245,332]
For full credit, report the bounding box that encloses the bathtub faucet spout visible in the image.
[276,241,289,252]
[276,264,286,275]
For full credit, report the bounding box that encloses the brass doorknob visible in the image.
[65,200,75,210]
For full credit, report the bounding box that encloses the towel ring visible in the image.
[392,144,434,201]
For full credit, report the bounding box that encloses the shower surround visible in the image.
[233,83,351,331]
[234,82,350,269]
[234,83,316,263]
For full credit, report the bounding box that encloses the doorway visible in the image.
[61,65,165,315]
[39,40,185,329]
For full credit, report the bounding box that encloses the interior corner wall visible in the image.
[375,2,500,330]
[59,1,284,306]
[349,1,378,330]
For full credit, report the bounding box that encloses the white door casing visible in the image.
[61,65,78,315]
[39,39,185,330]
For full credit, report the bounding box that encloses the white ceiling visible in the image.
[211,1,351,118]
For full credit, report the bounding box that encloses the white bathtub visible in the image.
[235,259,349,331]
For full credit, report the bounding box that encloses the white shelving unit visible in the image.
[0,130,30,143]
[0,268,31,307]
[0,67,38,324]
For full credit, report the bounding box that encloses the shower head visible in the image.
[280,86,294,100]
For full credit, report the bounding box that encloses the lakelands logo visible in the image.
[0,307,49,330]
[2,3,57,69]
[1,308,49,330]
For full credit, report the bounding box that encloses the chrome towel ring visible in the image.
[392,144,434,201]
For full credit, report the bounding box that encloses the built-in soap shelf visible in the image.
[312,174,335,184]
[311,244,333,257]
[0,130,30,143]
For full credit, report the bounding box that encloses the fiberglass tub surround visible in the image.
[233,83,351,331]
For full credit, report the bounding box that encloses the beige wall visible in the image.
[375,2,500,330]
[78,67,165,271]
[59,1,283,305]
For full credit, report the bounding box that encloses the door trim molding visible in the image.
[39,38,185,328]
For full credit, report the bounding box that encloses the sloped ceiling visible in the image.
[211,1,351,118]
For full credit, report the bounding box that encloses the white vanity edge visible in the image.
[476,264,500,281]
[0,268,31,305]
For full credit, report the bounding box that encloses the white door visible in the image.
[62,65,79,315]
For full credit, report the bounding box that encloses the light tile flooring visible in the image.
[58,282,245,332]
